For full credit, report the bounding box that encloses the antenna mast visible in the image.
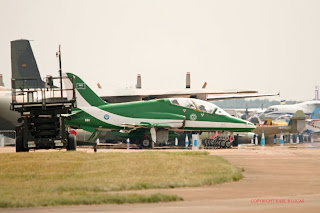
[57,45,63,97]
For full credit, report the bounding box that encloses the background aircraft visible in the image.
[305,119,320,134]
[99,72,278,103]
[11,39,46,89]
[0,74,5,89]
[0,39,278,132]
[0,90,19,130]
[263,101,320,120]
[0,39,46,130]
[63,73,256,148]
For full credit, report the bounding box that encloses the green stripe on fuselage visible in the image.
[99,99,245,124]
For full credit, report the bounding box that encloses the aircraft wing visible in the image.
[207,92,280,101]
[96,88,258,97]
[68,109,82,116]
[95,87,279,103]
[95,88,266,103]
[94,72,277,102]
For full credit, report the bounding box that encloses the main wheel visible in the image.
[67,134,77,151]
[141,139,150,148]
[140,139,154,149]
[16,136,29,152]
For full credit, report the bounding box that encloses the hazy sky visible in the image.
[1,0,319,101]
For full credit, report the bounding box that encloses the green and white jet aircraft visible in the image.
[63,73,256,148]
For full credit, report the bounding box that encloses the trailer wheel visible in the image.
[67,134,77,151]
[16,136,29,152]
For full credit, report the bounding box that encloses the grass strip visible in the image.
[0,151,242,207]
[0,193,182,208]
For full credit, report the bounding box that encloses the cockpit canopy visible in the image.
[169,98,230,116]
[264,107,279,114]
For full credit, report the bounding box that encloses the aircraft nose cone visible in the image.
[246,121,256,128]
[235,117,256,129]
[225,116,256,131]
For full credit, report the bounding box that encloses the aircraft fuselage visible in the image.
[67,98,256,133]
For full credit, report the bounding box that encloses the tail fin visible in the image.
[202,82,207,89]
[11,39,45,89]
[136,74,141,89]
[186,72,190,88]
[64,73,106,107]
[311,107,320,119]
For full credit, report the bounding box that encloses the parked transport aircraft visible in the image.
[263,101,320,120]
[0,39,277,131]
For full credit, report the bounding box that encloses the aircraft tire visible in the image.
[215,140,220,148]
[220,140,226,148]
[67,134,77,151]
[226,141,232,148]
[207,139,212,148]
[16,136,29,152]
[217,140,221,148]
[141,139,154,149]
[203,139,208,148]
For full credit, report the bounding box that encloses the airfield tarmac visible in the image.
[1,144,320,213]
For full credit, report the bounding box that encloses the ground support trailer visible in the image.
[11,76,77,152]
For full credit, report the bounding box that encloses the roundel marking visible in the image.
[104,114,110,120]
[190,113,197,121]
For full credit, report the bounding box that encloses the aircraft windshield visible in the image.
[169,98,196,109]
[265,107,278,114]
[169,98,230,116]
[191,99,216,114]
